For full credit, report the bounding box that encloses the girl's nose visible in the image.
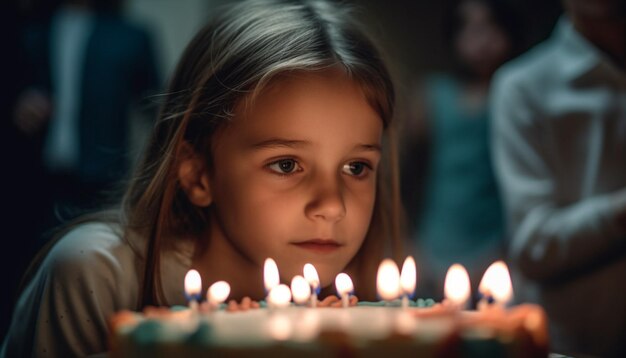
[304,177,346,222]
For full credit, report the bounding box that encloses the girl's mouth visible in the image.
[291,239,342,254]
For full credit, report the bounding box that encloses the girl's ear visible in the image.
[177,142,212,207]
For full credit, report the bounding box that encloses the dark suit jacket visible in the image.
[23,12,160,184]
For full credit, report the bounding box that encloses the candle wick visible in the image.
[341,293,351,308]
[401,295,409,309]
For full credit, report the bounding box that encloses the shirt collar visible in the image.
[555,16,601,81]
[161,237,195,305]
[127,228,195,306]
[555,16,625,83]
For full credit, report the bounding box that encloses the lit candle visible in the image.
[443,263,470,310]
[264,258,280,293]
[478,261,513,310]
[290,275,311,306]
[303,263,320,308]
[267,284,292,310]
[207,281,230,311]
[376,259,400,304]
[400,256,417,309]
[264,258,280,306]
[184,269,202,311]
[335,273,354,308]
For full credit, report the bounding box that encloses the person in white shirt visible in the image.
[490,0,626,356]
[13,0,160,229]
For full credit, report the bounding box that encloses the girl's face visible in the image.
[454,1,511,77]
[207,69,383,288]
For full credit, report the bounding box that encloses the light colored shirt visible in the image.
[491,17,626,357]
[44,6,94,172]
[1,223,193,357]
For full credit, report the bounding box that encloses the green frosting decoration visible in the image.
[185,321,214,346]
[357,298,436,307]
[131,320,167,346]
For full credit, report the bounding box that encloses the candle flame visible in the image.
[290,275,311,305]
[207,281,230,305]
[479,261,513,304]
[184,269,202,298]
[377,259,400,301]
[444,264,470,307]
[264,258,280,292]
[400,256,417,296]
[268,284,292,308]
[334,273,354,297]
[303,263,320,289]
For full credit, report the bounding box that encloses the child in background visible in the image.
[1,0,402,356]
[401,0,522,301]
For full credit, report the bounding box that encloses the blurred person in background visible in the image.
[491,0,625,356]
[401,0,524,301]
[4,0,159,341]
[13,0,160,232]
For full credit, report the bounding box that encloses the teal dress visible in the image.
[417,75,504,297]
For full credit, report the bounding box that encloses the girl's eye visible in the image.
[342,162,371,177]
[267,159,301,174]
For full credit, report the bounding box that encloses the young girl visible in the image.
[401,0,522,301]
[2,0,402,356]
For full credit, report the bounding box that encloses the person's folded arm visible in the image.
[490,72,626,283]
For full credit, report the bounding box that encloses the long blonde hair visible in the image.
[127,0,400,304]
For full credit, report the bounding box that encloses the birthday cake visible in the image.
[108,302,549,358]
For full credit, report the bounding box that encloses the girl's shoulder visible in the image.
[49,222,126,260]
[42,222,143,287]
[8,223,143,356]
[424,73,460,96]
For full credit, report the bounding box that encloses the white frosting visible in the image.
[117,306,456,347]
